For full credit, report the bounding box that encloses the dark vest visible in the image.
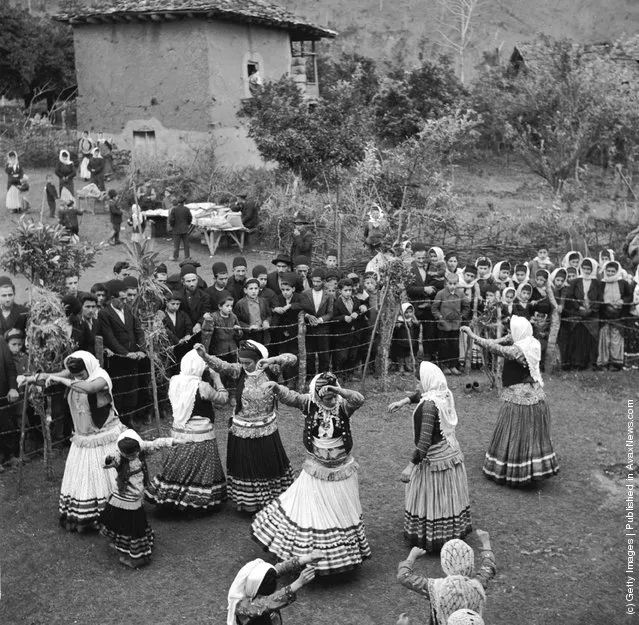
[502,358,533,388]
[192,388,214,421]
[303,401,353,455]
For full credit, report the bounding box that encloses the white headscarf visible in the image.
[510,317,543,386]
[59,149,72,164]
[398,302,414,322]
[417,361,459,451]
[429,247,445,262]
[117,428,142,446]
[598,249,615,267]
[169,349,207,428]
[561,250,583,269]
[601,260,622,283]
[579,257,598,281]
[64,350,114,396]
[227,559,275,625]
[492,260,511,284]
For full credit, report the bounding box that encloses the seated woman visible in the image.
[227,553,320,625]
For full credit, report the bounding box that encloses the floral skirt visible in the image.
[145,438,227,510]
[227,430,293,512]
[252,455,371,575]
[100,494,154,559]
[483,397,559,486]
[404,441,472,552]
[59,422,126,532]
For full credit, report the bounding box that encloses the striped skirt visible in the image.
[100,494,154,560]
[145,433,227,510]
[227,430,293,512]
[252,456,371,575]
[483,395,559,486]
[404,441,472,552]
[59,422,126,532]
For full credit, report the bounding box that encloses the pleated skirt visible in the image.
[100,494,154,559]
[252,456,371,575]
[404,442,472,552]
[59,422,126,532]
[145,438,227,510]
[227,430,293,512]
[483,399,559,486]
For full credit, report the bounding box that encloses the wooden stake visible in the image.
[361,277,390,393]
[297,311,307,392]
[16,380,31,496]
[42,394,54,481]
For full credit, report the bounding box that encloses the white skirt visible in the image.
[59,422,126,531]
[6,186,22,211]
[80,157,91,180]
[252,455,371,575]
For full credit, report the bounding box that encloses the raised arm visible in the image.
[397,549,431,599]
[462,327,523,361]
[140,437,177,454]
[234,588,297,622]
[194,345,242,377]
[269,384,310,411]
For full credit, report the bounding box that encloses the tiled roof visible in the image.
[56,0,337,39]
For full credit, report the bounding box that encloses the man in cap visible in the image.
[294,256,312,291]
[226,257,249,303]
[177,264,212,335]
[206,261,232,310]
[97,280,146,426]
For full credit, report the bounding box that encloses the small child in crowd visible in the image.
[234,278,271,345]
[391,303,419,374]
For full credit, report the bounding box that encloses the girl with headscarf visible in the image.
[391,302,419,374]
[100,429,180,568]
[363,204,389,249]
[55,149,77,196]
[462,317,559,485]
[397,532,496,625]
[88,146,105,191]
[252,372,371,575]
[145,348,229,510]
[194,341,296,512]
[513,282,533,319]
[387,362,472,550]
[5,151,25,213]
[597,260,632,371]
[28,351,126,531]
[227,554,319,625]
[563,257,601,370]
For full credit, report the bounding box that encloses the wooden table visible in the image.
[199,226,247,256]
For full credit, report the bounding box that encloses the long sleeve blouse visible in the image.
[234,557,302,625]
[397,549,497,600]
[407,392,442,464]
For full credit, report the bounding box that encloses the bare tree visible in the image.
[437,0,482,84]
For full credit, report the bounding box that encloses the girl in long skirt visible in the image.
[388,361,472,551]
[55,149,76,196]
[146,348,228,510]
[252,372,372,575]
[397,531,496,625]
[35,351,126,532]
[5,151,24,213]
[195,341,296,512]
[462,316,559,486]
[101,429,180,568]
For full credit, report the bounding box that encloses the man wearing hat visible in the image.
[226,257,249,303]
[205,261,232,310]
[154,263,168,287]
[293,256,312,292]
[266,253,293,296]
[290,212,313,261]
[122,275,139,307]
[0,276,28,337]
[97,280,146,426]
[299,268,333,378]
[177,264,212,336]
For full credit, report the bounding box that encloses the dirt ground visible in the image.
[0,161,637,624]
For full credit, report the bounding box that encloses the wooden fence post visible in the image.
[297,311,307,392]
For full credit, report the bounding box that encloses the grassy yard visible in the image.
[0,367,635,625]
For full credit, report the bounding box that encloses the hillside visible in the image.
[280,0,639,76]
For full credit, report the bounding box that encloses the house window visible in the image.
[132,130,157,158]
[291,40,318,85]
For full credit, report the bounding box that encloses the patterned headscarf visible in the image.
[441,539,474,576]
[418,362,459,451]
[447,608,485,625]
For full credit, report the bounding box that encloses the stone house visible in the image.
[56,0,336,166]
